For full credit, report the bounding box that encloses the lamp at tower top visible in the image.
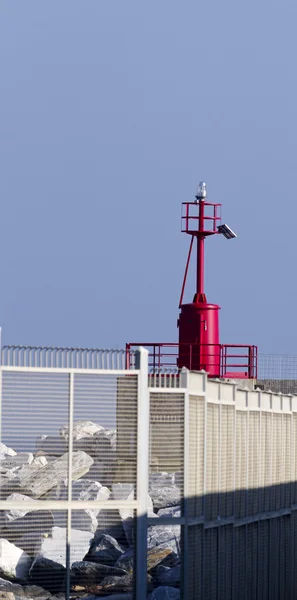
[195,181,207,200]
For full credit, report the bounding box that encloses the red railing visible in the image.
[126,342,258,379]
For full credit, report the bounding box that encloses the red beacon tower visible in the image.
[127,181,258,380]
[178,181,237,377]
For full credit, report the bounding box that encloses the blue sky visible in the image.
[0,1,296,354]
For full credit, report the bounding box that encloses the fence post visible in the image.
[0,327,2,442]
[66,372,74,600]
[135,347,149,600]
[181,367,189,600]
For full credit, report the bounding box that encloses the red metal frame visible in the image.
[181,201,222,304]
[126,342,258,379]
[181,201,221,236]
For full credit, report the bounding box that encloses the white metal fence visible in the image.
[1,344,131,370]
[2,342,297,599]
[0,348,150,599]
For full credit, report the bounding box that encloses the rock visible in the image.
[0,445,16,458]
[93,429,116,452]
[17,458,48,484]
[147,544,179,573]
[33,526,92,567]
[72,479,110,503]
[96,573,133,594]
[100,429,116,452]
[72,510,99,534]
[0,455,33,473]
[149,486,181,511]
[71,560,126,583]
[86,534,125,565]
[102,596,133,600]
[147,525,180,551]
[98,596,132,600]
[148,494,157,517]
[149,473,181,511]
[3,493,37,523]
[112,484,134,545]
[0,578,52,600]
[0,476,19,501]
[74,428,116,460]
[155,565,181,587]
[0,592,14,600]
[35,437,67,457]
[46,479,111,533]
[149,473,175,487]
[95,510,126,545]
[158,506,181,518]
[12,532,45,558]
[149,586,180,599]
[0,539,32,580]
[20,452,93,497]
[1,511,54,547]
[29,556,66,594]
[60,421,103,442]
[30,527,93,593]
[22,587,52,600]
[173,473,182,488]
[115,545,176,580]
[53,508,98,533]
[114,548,133,573]
[82,460,117,488]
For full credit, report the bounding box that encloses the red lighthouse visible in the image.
[127,180,257,379]
[177,182,236,377]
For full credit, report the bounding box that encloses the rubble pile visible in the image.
[0,423,181,599]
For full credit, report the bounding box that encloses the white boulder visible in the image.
[0,539,32,580]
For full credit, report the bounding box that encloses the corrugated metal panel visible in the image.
[247,411,260,516]
[203,528,218,600]
[219,405,235,519]
[217,525,233,600]
[205,403,219,521]
[234,411,248,520]
[259,411,272,513]
[188,395,204,519]
[188,525,203,600]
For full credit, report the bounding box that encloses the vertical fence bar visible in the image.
[0,368,2,444]
[202,371,207,597]
[0,329,2,443]
[181,368,189,600]
[135,347,149,600]
[66,372,74,600]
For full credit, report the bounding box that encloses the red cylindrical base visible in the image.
[178,302,220,376]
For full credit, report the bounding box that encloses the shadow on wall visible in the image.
[185,481,297,600]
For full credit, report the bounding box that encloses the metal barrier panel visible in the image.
[258,353,297,394]
[185,373,297,600]
[0,349,149,600]
[147,388,186,599]
[1,345,133,370]
[5,348,297,598]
